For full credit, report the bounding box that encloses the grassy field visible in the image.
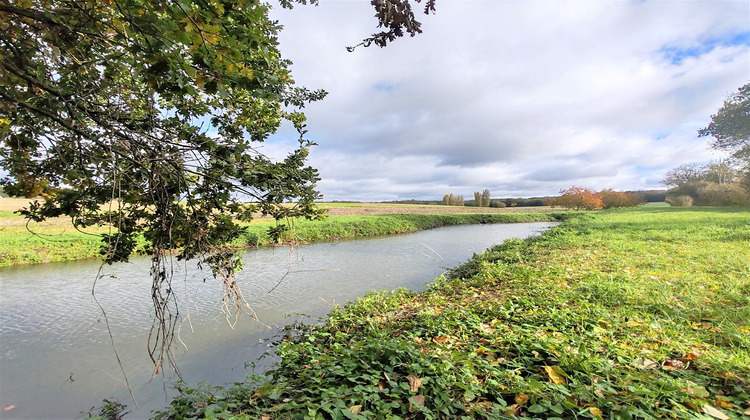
[154,206,750,419]
[0,199,565,267]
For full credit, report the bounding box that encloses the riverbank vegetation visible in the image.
[155,206,750,419]
[0,202,566,267]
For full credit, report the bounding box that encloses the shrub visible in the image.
[547,186,603,211]
[600,189,645,209]
[665,195,694,207]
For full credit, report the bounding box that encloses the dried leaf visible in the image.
[744,407,750,416]
[634,358,658,369]
[678,352,701,362]
[544,366,567,385]
[702,405,730,420]
[663,359,685,370]
[514,393,529,406]
[406,375,423,393]
[260,416,271,420]
[432,335,454,344]
[412,395,425,406]
[348,405,362,414]
[714,399,733,409]
[589,407,603,418]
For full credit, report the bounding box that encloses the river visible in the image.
[0,222,556,419]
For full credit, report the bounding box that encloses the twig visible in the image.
[419,242,443,261]
[91,267,139,408]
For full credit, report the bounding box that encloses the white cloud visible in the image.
[269,0,750,200]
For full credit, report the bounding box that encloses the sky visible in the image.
[265,0,750,202]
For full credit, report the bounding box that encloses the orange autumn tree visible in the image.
[599,189,645,209]
[545,186,604,211]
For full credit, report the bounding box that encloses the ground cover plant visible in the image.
[155,206,750,419]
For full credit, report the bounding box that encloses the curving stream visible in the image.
[0,222,556,418]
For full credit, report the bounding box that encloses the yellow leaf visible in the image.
[544,365,567,385]
[714,399,733,408]
[348,405,362,414]
[514,393,529,406]
[589,407,603,418]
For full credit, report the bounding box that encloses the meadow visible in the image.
[153,206,750,419]
[0,198,565,266]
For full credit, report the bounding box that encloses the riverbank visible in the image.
[0,201,568,266]
[155,206,750,419]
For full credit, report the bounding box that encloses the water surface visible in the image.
[0,222,556,418]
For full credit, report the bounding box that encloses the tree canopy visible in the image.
[0,0,436,373]
[699,82,750,164]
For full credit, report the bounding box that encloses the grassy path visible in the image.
[156,207,750,419]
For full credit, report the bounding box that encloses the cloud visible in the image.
[269,0,750,201]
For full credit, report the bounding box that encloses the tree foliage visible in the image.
[0,0,438,373]
[545,186,603,211]
[662,160,749,206]
[699,82,750,164]
[441,193,464,206]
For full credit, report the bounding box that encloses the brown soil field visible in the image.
[317,202,557,216]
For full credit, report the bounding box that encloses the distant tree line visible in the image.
[442,194,464,206]
[441,189,663,208]
[662,160,749,206]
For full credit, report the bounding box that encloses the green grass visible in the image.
[155,206,750,419]
[0,211,566,267]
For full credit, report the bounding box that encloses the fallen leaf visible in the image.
[514,393,529,406]
[3,405,16,411]
[678,352,701,362]
[260,415,271,420]
[589,407,603,418]
[544,366,567,385]
[634,358,658,369]
[348,405,362,414]
[714,399,733,409]
[685,400,701,411]
[702,405,730,420]
[412,395,425,406]
[744,407,750,416]
[432,335,454,344]
[406,375,423,393]
[663,359,685,370]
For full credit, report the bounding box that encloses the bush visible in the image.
[697,183,750,206]
[546,186,602,211]
[665,195,694,207]
[600,189,645,209]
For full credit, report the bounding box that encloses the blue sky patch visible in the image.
[660,30,750,64]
